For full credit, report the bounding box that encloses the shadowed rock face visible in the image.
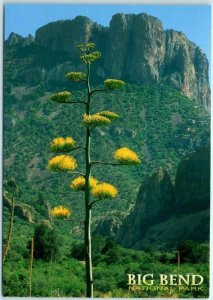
[116,168,175,248]
[115,146,210,250]
[31,14,210,108]
[35,17,103,59]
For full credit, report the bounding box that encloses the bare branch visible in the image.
[89,199,103,208]
[70,146,86,152]
[90,88,110,96]
[49,146,85,154]
[68,171,85,177]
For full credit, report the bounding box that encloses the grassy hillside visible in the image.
[4,82,210,224]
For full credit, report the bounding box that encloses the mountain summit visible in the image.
[29,13,210,108]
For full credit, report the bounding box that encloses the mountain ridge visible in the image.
[5,13,210,109]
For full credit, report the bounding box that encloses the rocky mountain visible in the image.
[5,13,210,108]
[113,146,210,249]
[5,32,34,47]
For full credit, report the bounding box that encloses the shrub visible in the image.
[32,221,61,261]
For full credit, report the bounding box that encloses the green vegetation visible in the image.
[3,82,210,220]
[3,37,210,298]
[3,228,209,297]
[32,221,61,261]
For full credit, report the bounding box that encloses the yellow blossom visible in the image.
[50,206,71,219]
[83,113,111,128]
[77,43,96,52]
[91,183,118,199]
[80,51,101,64]
[97,111,119,121]
[104,79,125,89]
[50,91,71,103]
[114,147,141,165]
[49,137,76,153]
[48,155,77,172]
[70,176,98,191]
[66,72,86,82]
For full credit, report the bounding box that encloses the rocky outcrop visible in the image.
[104,14,165,83]
[164,30,210,108]
[5,32,24,46]
[116,168,174,248]
[5,14,210,108]
[133,210,210,250]
[115,146,210,249]
[31,14,210,108]
[94,215,123,239]
[5,32,34,47]
[35,16,107,59]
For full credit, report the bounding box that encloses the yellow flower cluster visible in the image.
[48,155,77,172]
[83,114,111,128]
[49,137,76,153]
[91,183,118,199]
[97,111,119,121]
[104,79,125,89]
[80,51,101,64]
[50,91,71,103]
[114,147,141,165]
[77,43,95,52]
[66,72,86,82]
[70,176,98,191]
[50,206,71,219]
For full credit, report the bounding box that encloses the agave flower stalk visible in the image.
[29,238,34,297]
[48,42,140,298]
[84,60,93,297]
[3,189,15,263]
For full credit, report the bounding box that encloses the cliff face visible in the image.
[5,14,210,108]
[35,16,107,60]
[116,168,174,248]
[31,14,210,108]
[115,146,210,249]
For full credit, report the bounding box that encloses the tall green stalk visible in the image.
[29,238,34,297]
[3,190,15,263]
[48,42,140,297]
[84,62,93,297]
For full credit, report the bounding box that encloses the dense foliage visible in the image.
[32,221,61,261]
[4,82,210,223]
[3,227,209,297]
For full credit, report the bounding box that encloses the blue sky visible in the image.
[4,4,211,64]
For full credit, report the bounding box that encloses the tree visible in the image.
[178,240,209,263]
[32,221,60,261]
[178,240,195,262]
[47,42,140,297]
